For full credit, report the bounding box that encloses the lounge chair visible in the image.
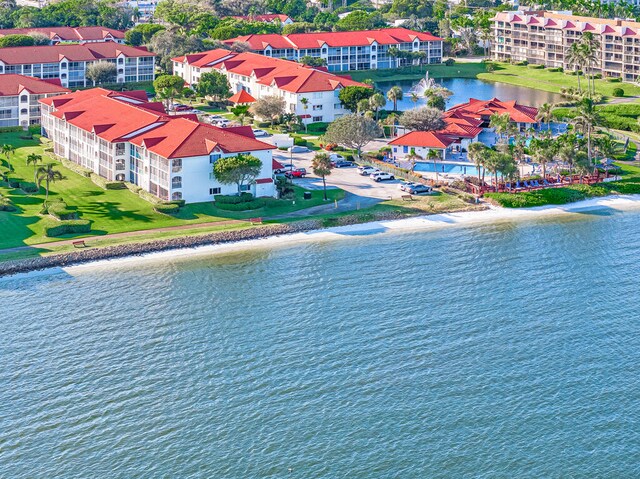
[515,181,522,189]
[506,182,512,190]
[543,179,550,187]
[524,180,532,188]
[532,180,540,187]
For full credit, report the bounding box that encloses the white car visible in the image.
[329,153,345,161]
[288,145,310,153]
[252,129,269,137]
[370,171,395,182]
[216,119,231,127]
[358,166,379,176]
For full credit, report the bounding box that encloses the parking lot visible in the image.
[273,150,407,201]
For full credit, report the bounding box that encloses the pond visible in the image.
[376,77,563,111]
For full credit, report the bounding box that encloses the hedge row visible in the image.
[59,157,92,178]
[89,173,125,190]
[20,181,38,193]
[0,196,16,211]
[214,192,254,204]
[44,219,91,237]
[215,198,266,211]
[154,203,180,214]
[48,201,78,220]
[527,64,544,69]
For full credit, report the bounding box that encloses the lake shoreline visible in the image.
[3,194,640,278]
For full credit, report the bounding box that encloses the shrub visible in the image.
[516,60,528,66]
[89,173,124,190]
[307,122,329,133]
[154,203,180,214]
[19,181,39,193]
[124,182,142,194]
[0,126,23,133]
[44,219,91,237]
[293,137,307,146]
[59,157,92,177]
[0,197,16,211]
[8,179,20,188]
[527,64,544,69]
[214,193,254,204]
[612,87,625,97]
[444,58,455,66]
[607,77,622,82]
[215,198,266,211]
[547,67,563,72]
[594,73,602,79]
[48,201,78,220]
[168,199,186,207]
[256,121,271,128]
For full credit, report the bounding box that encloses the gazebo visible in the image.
[228,90,256,105]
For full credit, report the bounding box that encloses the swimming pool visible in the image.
[413,162,482,176]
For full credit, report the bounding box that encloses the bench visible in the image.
[401,194,413,201]
[72,240,86,248]
[249,217,263,225]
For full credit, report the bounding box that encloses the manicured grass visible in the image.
[0,132,344,249]
[345,62,488,83]
[478,63,640,98]
[554,103,640,134]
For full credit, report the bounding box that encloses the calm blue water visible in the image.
[2,207,640,478]
[377,78,563,110]
[413,161,480,175]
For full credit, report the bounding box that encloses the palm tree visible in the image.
[489,112,510,144]
[36,163,63,204]
[594,135,617,164]
[387,86,403,112]
[427,148,441,184]
[311,153,332,200]
[536,103,554,132]
[467,141,487,185]
[1,144,16,174]
[557,144,577,177]
[26,153,42,184]
[580,32,600,97]
[566,42,585,93]
[369,93,386,120]
[530,138,555,179]
[300,97,309,132]
[410,92,420,105]
[572,99,600,166]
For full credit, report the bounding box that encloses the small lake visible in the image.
[377,77,563,110]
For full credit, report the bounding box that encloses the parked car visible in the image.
[329,154,345,161]
[174,105,191,112]
[399,182,418,192]
[358,166,379,176]
[370,171,395,182]
[332,160,355,168]
[288,145,310,153]
[215,119,231,127]
[407,184,432,194]
[285,167,307,178]
[252,129,269,137]
[274,163,295,174]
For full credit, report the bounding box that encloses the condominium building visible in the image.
[224,28,443,72]
[0,26,125,44]
[493,10,640,82]
[0,74,69,127]
[230,14,294,25]
[0,43,155,88]
[40,89,275,203]
[172,49,370,123]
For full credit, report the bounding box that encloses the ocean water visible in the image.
[2,204,640,478]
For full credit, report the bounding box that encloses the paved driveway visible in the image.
[273,149,405,202]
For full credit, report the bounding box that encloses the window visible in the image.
[209,153,221,163]
[313,116,323,122]
[172,158,182,172]
[172,191,183,200]
[239,184,251,192]
[20,95,28,103]
[403,146,408,153]
[172,176,182,189]
[209,187,221,195]
[313,105,323,111]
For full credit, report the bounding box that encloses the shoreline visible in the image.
[3,194,640,278]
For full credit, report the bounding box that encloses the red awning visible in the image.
[272,159,284,170]
[298,114,312,119]
[228,90,256,104]
[256,178,273,184]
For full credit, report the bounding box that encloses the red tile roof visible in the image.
[389,131,455,149]
[0,43,154,65]
[172,49,235,68]
[228,89,256,103]
[41,88,273,159]
[0,26,125,42]
[447,97,538,124]
[224,28,441,50]
[0,74,70,96]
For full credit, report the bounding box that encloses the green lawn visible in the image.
[478,63,640,98]
[346,62,488,83]
[0,132,344,249]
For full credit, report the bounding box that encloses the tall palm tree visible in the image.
[26,153,42,184]
[536,103,554,132]
[566,42,585,94]
[580,33,600,97]
[467,141,487,185]
[311,153,332,200]
[572,99,600,166]
[557,144,577,177]
[530,138,555,178]
[369,93,386,120]
[300,97,309,132]
[1,144,16,173]
[489,112,510,144]
[427,148,441,184]
[36,163,63,204]
[410,92,420,105]
[387,86,403,112]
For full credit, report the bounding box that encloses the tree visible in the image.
[322,114,382,157]
[426,94,446,110]
[0,34,34,48]
[338,86,374,112]
[300,97,309,132]
[336,10,385,31]
[368,93,386,120]
[195,71,231,101]
[125,23,165,46]
[26,153,42,184]
[86,61,117,86]
[36,163,63,203]
[566,42,584,93]
[400,106,445,132]
[154,74,185,108]
[250,95,285,126]
[154,0,208,32]
[467,141,487,184]
[27,32,51,45]
[300,56,327,67]
[311,152,332,200]
[410,92,420,105]
[427,148,442,183]
[1,144,15,174]
[489,112,511,143]
[536,103,554,132]
[572,99,600,165]
[212,154,262,194]
[148,30,205,72]
[230,105,251,125]
[386,86,403,112]
[529,137,555,178]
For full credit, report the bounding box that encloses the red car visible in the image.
[284,167,307,179]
